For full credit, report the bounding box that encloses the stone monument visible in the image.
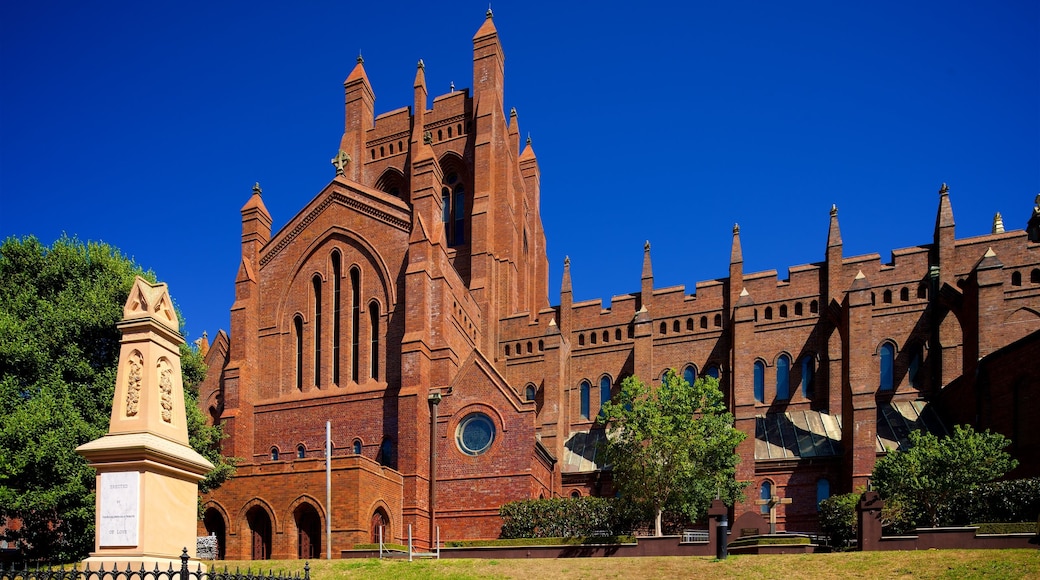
[77,277,214,569]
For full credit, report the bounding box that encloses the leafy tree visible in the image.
[598,371,746,536]
[0,235,234,561]
[872,425,1017,528]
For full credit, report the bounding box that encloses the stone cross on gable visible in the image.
[331,149,351,176]
[754,493,793,534]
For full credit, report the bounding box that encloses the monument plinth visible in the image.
[77,277,213,570]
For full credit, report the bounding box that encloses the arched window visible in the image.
[525,384,536,401]
[370,301,380,380]
[505,344,511,356]
[578,334,585,346]
[660,322,667,335]
[754,360,765,403]
[672,320,680,333]
[810,300,819,314]
[516,342,522,354]
[527,341,533,353]
[776,354,791,400]
[313,276,322,387]
[917,284,928,299]
[353,439,362,455]
[1032,269,1040,284]
[817,478,831,510]
[661,369,670,384]
[683,365,697,386]
[706,366,720,380]
[297,444,306,459]
[350,268,360,383]
[441,172,466,246]
[615,329,622,341]
[332,253,342,385]
[760,481,772,514]
[714,313,722,328]
[270,447,280,461]
[1011,271,1022,286]
[801,356,815,399]
[600,376,612,410]
[700,316,708,329]
[779,304,788,318]
[883,289,892,303]
[795,302,803,316]
[571,490,581,499]
[538,339,544,351]
[590,332,597,345]
[579,381,591,419]
[294,315,303,390]
[900,287,909,302]
[602,331,609,343]
[765,307,773,320]
[880,342,895,391]
[686,318,694,331]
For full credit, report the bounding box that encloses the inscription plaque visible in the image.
[99,471,139,547]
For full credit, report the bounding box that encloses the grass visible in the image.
[207,549,1040,579]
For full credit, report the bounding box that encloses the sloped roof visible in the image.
[875,399,949,453]
[755,400,948,460]
[562,429,607,473]
[755,410,843,460]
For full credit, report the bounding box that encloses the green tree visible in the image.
[598,371,747,536]
[872,424,1017,528]
[0,235,234,561]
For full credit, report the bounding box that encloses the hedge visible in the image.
[499,496,645,539]
[443,536,636,548]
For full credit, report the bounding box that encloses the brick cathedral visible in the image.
[196,12,1040,560]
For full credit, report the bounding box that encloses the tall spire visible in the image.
[827,204,842,248]
[730,223,743,265]
[561,256,572,296]
[641,241,653,307]
[935,182,955,233]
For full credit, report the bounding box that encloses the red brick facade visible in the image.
[197,12,1040,558]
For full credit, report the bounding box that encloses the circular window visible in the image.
[456,413,495,456]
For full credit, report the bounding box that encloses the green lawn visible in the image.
[207,549,1040,579]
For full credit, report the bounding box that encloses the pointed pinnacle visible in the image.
[939,182,949,196]
[253,182,262,196]
[830,204,838,217]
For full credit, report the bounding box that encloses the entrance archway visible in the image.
[294,503,321,559]
[202,507,227,559]
[370,508,390,544]
[245,505,272,560]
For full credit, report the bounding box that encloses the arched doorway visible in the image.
[294,503,321,559]
[202,507,227,559]
[370,508,390,544]
[245,505,272,560]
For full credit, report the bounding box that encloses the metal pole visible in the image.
[428,392,441,549]
[326,420,332,559]
[716,514,728,560]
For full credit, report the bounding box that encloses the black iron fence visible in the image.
[0,549,308,580]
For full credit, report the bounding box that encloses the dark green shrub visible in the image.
[949,478,1040,525]
[818,493,859,550]
[972,522,1036,534]
[500,496,645,539]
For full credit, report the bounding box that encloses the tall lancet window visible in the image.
[332,252,341,385]
[312,276,322,387]
[294,316,303,390]
[442,172,465,246]
[369,300,380,380]
[350,267,360,383]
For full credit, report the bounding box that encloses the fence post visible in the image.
[180,547,190,580]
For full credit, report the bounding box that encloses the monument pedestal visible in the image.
[76,278,214,571]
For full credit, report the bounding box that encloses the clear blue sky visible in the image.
[2,1,1037,343]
